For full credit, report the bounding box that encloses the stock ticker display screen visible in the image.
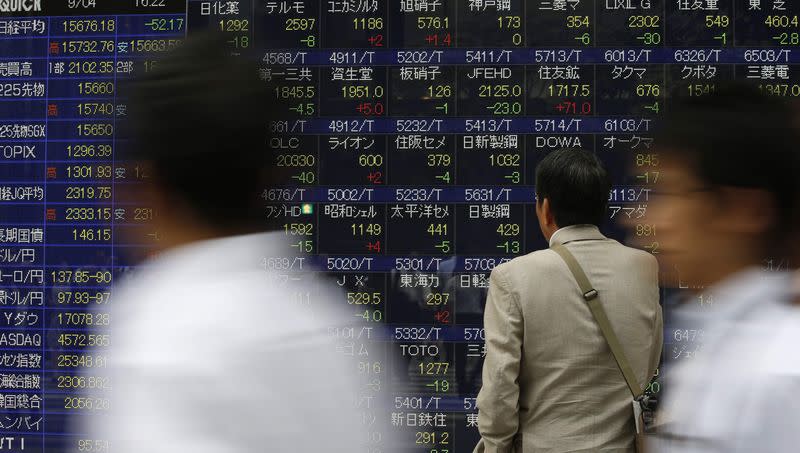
[0,0,794,451]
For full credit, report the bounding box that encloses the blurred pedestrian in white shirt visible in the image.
[642,85,800,453]
[102,232,363,453]
[82,33,366,452]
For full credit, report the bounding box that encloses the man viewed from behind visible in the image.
[647,86,800,453]
[82,34,365,452]
[474,148,662,453]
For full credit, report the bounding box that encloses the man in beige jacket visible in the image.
[475,148,662,452]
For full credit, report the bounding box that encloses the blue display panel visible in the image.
[0,0,794,451]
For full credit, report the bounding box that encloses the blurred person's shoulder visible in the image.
[98,231,368,452]
[109,232,349,352]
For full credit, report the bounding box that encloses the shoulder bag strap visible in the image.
[551,243,644,399]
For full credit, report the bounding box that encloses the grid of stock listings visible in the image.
[0,0,794,451]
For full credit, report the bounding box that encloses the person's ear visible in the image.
[713,187,775,235]
[541,197,557,228]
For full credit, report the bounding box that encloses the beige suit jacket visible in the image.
[475,225,662,453]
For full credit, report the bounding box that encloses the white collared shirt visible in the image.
[82,232,366,453]
[653,268,800,452]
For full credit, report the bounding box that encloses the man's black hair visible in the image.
[656,84,800,242]
[535,148,612,227]
[126,32,279,233]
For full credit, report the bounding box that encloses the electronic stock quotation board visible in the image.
[0,0,795,451]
